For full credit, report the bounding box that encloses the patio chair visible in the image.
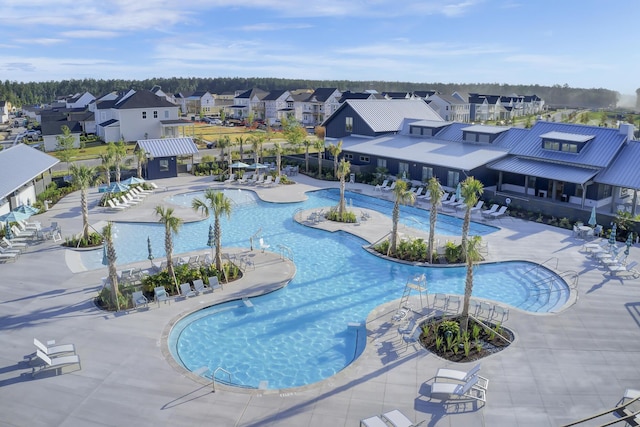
[224,174,236,184]
[33,338,76,358]
[417,190,431,201]
[374,179,389,192]
[430,375,486,402]
[272,176,281,186]
[382,181,396,192]
[488,205,508,219]
[179,283,196,298]
[442,194,459,207]
[261,175,273,186]
[481,204,499,217]
[381,409,424,427]
[0,245,21,255]
[435,363,489,389]
[401,324,423,350]
[608,261,640,278]
[446,295,461,313]
[491,305,510,323]
[2,237,27,251]
[107,199,127,211]
[470,200,484,214]
[432,293,449,311]
[154,286,170,306]
[397,317,416,336]
[208,276,223,291]
[193,279,212,294]
[360,415,389,427]
[32,349,81,377]
[131,291,149,309]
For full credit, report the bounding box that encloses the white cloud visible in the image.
[14,38,64,46]
[60,30,120,39]
[241,23,312,32]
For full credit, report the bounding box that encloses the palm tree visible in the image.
[154,205,182,288]
[218,135,232,176]
[336,159,351,217]
[250,134,264,165]
[134,148,147,179]
[102,222,120,311]
[235,136,245,160]
[461,235,483,332]
[328,140,343,179]
[302,139,312,173]
[98,151,115,186]
[272,141,282,176]
[389,180,416,256]
[192,189,232,271]
[426,177,443,263]
[70,163,101,241]
[313,139,325,178]
[108,140,128,183]
[460,177,484,263]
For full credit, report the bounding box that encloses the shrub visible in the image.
[63,232,103,248]
[325,207,357,223]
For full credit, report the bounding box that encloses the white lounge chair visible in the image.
[435,363,489,389]
[481,204,499,217]
[0,245,21,255]
[179,283,196,298]
[107,199,127,211]
[430,375,486,402]
[417,190,431,201]
[381,409,423,427]
[2,237,27,251]
[488,205,508,219]
[33,338,76,357]
[442,194,459,206]
[208,276,223,291]
[374,179,389,192]
[470,200,484,214]
[360,414,388,427]
[608,261,640,278]
[32,349,81,377]
[154,286,170,306]
[193,279,212,294]
[382,181,396,192]
[224,174,236,184]
[261,175,273,186]
[131,291,149,309]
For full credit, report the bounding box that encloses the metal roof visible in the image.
[340,99,443,133]
[408,120,450,128]
[540,131,594,143]
[487,157,599,184]
[0,144,59,199]
[135,138,199,158]
[342,134,509,171]
[507,121,627,168]
[461,125,510,135]
[595,141,640,189]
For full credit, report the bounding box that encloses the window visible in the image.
[159,159,169,172]
[153,111,158,119]
[142,111,147,119]
[602,184,612,198]
[422,167,433,181]
[561,143,577,153]
[447,171,459,188]
[543,140,560,150]
[344,153,353,160]
[377,159,387,169]
[527,176,536,189]
[164,110,169,118]
[359,155,369,163]
[345,117,353,132]
[410,126,421,135]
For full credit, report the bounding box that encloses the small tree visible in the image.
[154,205,182,289]
[336,159,351,217]
[55,125,76,174]
[328,140,343,179]
[314,138,325,177]
[272,141,282,176]
[192,189,232,271]
[250,134,264,165]
[108,139,128,183]
[218,135,232,175]
[389,180,416,256]
[70,164,102,241]
[98,151,115,186]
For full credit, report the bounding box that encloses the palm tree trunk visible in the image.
[390,202,400,255]
[165,225,174,283]
[339,178,346,216]
[107,239,119,311]
[462,254,474,332]
[429,214,436,263]
[214,217,222,271]
[81,189,89,240]
[305,147,309,173]
[461,209,471,262]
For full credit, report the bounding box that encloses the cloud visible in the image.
[14,38,64,45]
[337,41,509,58]
[60,30,120,38]
[2,62,37,72]
[241,23,312,32]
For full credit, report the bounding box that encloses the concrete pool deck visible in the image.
[0,173,639,426]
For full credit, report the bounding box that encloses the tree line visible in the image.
[0,77,621,110]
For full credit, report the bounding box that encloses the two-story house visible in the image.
[230,88,268,120]
[299,88,342,127]
[427,94,470,122]
[262,90,293,125]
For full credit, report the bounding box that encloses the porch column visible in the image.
[551,181,557,201]
[524,175,529,196]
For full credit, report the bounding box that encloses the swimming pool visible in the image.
[156,189,569,390]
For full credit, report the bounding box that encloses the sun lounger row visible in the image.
[481,204,508,219]
[150,277,223,307]
[105,187,151,211]
[30,338,80,377]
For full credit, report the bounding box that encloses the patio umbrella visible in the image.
[0,210,30,223]
[230,161,250,169]
[588,206,597,227]
[104,182,130,193]
[207,223,215,259]
[147,236,154,267]
[13,204,40,217]
[248,162,267,170]
[121,176,145,186]
[608,223,617,248]
[5,221,12,240]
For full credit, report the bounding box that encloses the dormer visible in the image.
[407,120,449,137]
[461,125,509,144]
[540,131,594,154]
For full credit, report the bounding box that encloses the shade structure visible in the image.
[121,176,146,186]
[248,162,267,169]
[588,206,597,227]
[608,223,617,247]
[0,210,30,223]
[5,221,12,239]
[207,223,215,259]
[104,182,130,193]
[230,161,250,169]
[13,204,40,217]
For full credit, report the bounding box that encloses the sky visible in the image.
[1,0,639,97]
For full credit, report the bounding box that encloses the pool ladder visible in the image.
[212,367,232,392]
[277,244,294,261]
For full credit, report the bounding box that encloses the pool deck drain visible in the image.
[0,173,638,427]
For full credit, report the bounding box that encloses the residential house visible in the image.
[338,91,378,103]
[150,85,176,105]
[0,144,59,215]
[42,120,82,152]
[183,91,216,117]
[135,137,199,180]
[382,92,415,100]
[427,94,470,122]
[263,90,294,125]
[0,101,9,123]
[299,88,342,127]
[413,90,440,100]
[65,92,95,109]
[230,88,268,120]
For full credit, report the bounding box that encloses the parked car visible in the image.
[206,140,217,149]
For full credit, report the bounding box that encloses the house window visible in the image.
[153,111,158,119]
[447,171,460,188]
[359,156,369,163]
[543,140,560,151]
[164,110,169,118]
[346,117,353,132]
[159,159,169,172]
[422,167,433,181]
[142,111,147,119]
[377,159,387,169]
[344,153,353,160]
[561,143,577,153]
[410,126,421,135]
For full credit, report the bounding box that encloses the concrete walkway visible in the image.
[0,173,639,427]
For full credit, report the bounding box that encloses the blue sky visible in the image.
[1,0,638,98]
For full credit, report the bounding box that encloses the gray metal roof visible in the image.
[0,144,59,199]
[341,134,509,171]
[342,99,443,133]
[595,141,640,189]
[408,120,450,128]
[487,156,599,184]
[135,138,199,158]
[461,125,510,135]
[540,131,594,143]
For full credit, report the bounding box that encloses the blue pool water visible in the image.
[81,188,569,390]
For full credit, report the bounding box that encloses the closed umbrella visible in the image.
[147,236,154,267]
[625,233,633,256]
[207,223,215,260]
[5,221,12,240]
[588,206,597,227]
[608,223,617,248]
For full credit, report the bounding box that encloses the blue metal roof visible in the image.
[0,144,59,199]
[135,138,199,158]
[595,141,640,189]
[487,156,599,184]
[507,121,627,168]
